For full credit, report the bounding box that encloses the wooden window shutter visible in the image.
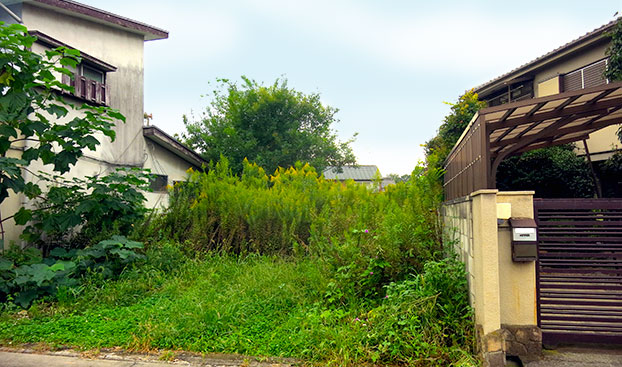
[90,80,97,101]
[562,71,582,92]
[61,73,70,92]
[79,76,87,99]
[583,60,607,88]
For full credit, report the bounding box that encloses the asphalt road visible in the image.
[525,347,622,367]
[2,347,622,367]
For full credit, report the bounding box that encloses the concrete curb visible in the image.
[0,348,298,367]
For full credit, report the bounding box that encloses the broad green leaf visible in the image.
[21,147,39,162]
[49,247,68,258]
[0,137,10,155]
[20,120,47,135]
[110,248,131,260]
[49,262,65,271]
[0,124,17,138]
[14,207,32,225]
[53,150,79,173]
[13,274,30,285]
[63,48,81,57]
[0,69,14,85]
[0,257,13,271]
[107,110,126,123]
[123,239,144,249]
[56,260,77,273]
[23,182,42,199]
[15,290,37,308]
[59,57,78,68]
[45,104,68,118]
[28,263,56,285]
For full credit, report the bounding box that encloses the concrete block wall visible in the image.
[442,195,475,304]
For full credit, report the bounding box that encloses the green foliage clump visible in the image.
[605,18,622,142]
[0,253,475,367]
[181,77,356,175]
[0,236,144,308]
[139,157,444,282]
[358,258,475,365]
[496,145,595,198]
[18,168,152,252]
[605,18,622,82]
[424,90,486,169]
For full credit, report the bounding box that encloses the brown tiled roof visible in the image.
[473,18,618,94]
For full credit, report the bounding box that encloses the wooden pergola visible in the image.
[444,81,622,200]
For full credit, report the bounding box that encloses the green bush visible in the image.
[0,252,475,367]
[2,157,476,365]
[0,236,144,308]
[138,158,446,290]
[19,168,152,252]
[496,145,595,198]
[352,257,474,365]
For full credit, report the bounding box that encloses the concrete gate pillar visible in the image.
[471,190,504,366]
[444,190,542,366]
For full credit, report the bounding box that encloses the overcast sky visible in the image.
[85,0,622,175]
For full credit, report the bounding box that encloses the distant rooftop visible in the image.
[323,165,380,181]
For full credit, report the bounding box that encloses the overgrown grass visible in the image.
[0,243,475,366]
[1,160,476,366]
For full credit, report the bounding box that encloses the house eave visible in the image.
[143,126,207,169]
[24,0,169,41]
[30,30,117,71]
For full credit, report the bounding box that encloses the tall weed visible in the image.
[139,159,444,277]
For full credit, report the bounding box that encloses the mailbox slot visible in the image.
[509,218,538,262]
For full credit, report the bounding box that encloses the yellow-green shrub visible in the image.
[139,157,445,287]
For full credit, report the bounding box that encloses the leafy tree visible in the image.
[605,18,622,142]
[496,145,594,198]
[386,173,411,183]
[424,90,486,169]
[0,23,128,247]
[605,19,622,82]
[182,76,356,174]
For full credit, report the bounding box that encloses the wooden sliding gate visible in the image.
[534,198,622,345]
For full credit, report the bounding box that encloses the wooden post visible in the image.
[582,139,602,198]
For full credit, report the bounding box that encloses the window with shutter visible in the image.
[484,80,534,107]
[61,63,109,106]
[583,59,607,88]
[562,59,608,92]
[562,70,582,92]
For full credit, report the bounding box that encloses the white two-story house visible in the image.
[0,0,206,245]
